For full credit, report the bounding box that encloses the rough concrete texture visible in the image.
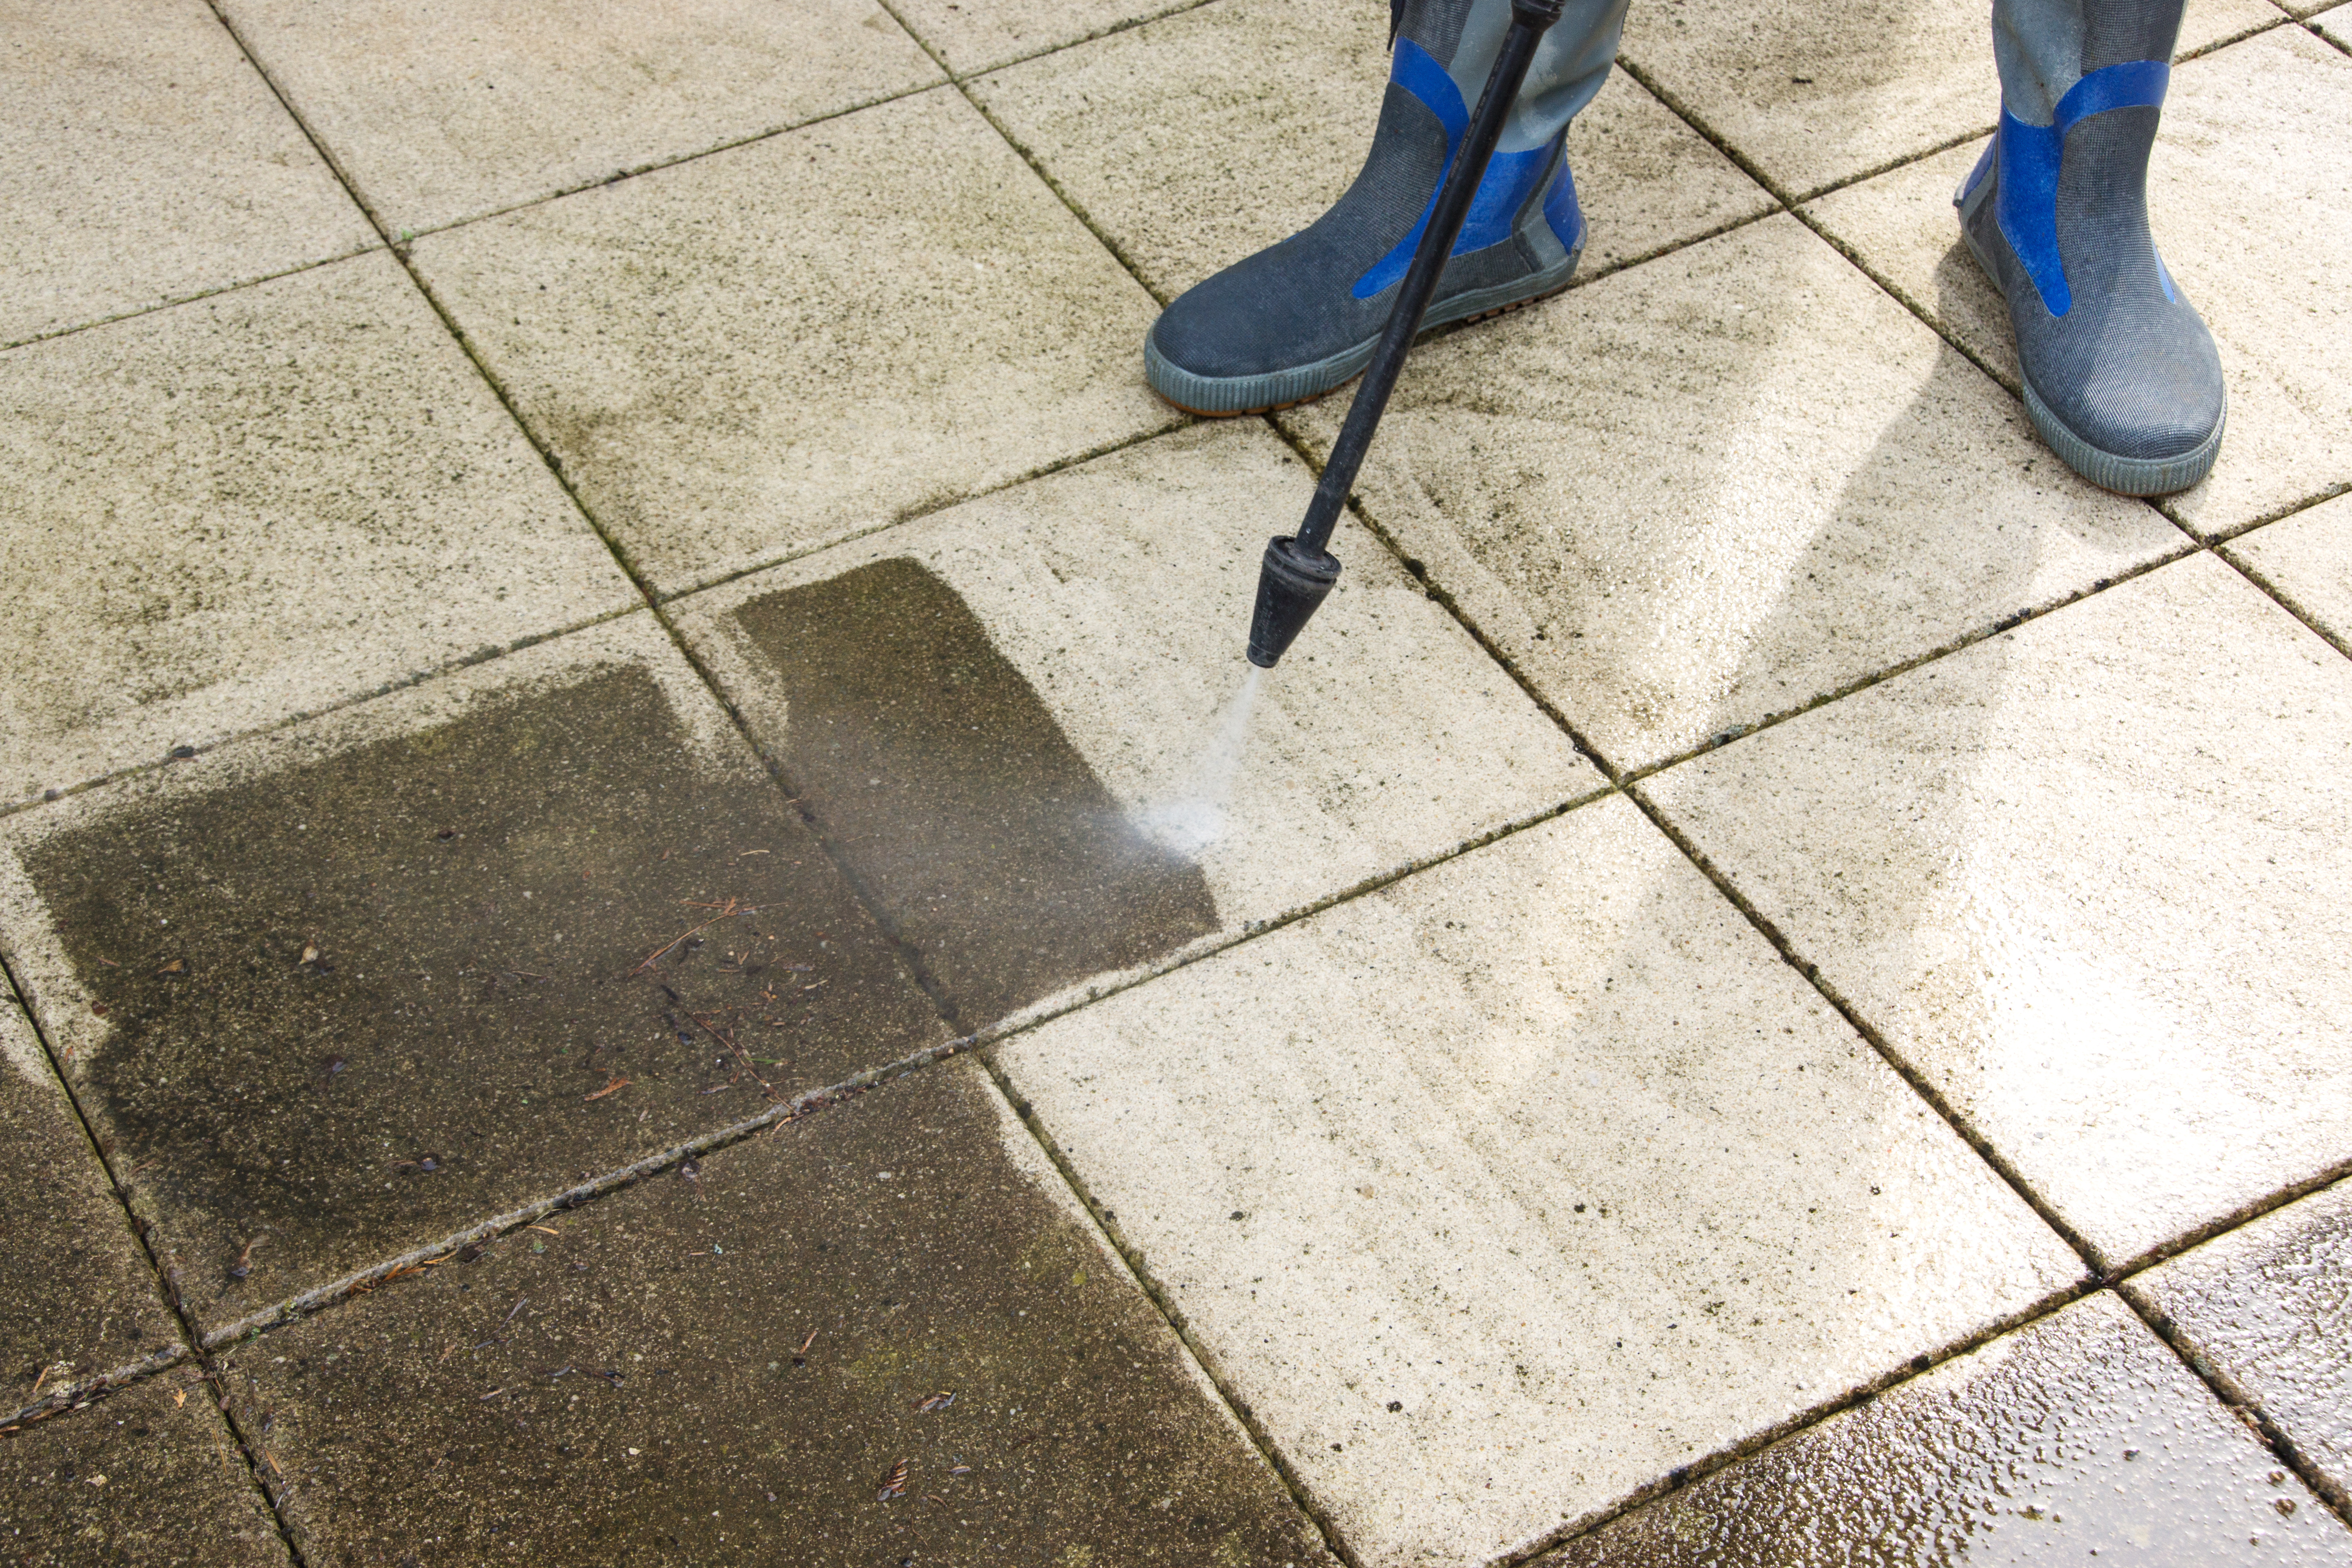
[216,0,942,234]
[1805,25,2352,537]
[1648,554,2352,1270]
[410,87,1176,598]
[2133,1177,2352,1505]
[1281,214,2178,773]
[671,420,1597,1031]
[995,795,2081,1568]
[0,617,946,1333]
[1543,1291,2350,1566]
[2228,493,2352,653]
[895,0,1211,76]
[1618,0,2280,198]
[0,250,638,810]
[2316,6,2351,47]
[0,996,183,1413]
[222,1057,1338,1568]
[970,0,1772,303]
[0,0,374,348]
[0,1369,290,1566]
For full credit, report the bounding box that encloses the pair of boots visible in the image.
[1147,0,2225,496]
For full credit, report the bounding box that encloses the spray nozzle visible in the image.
[1245,535,1341,668]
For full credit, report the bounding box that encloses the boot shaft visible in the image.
[1392,0,1630,154]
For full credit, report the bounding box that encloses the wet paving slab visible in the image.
[219,1056,1337,1568]
[2132,1177,2352,1510]
[1,1368,290,1566]
[0,994,182,1416]
[670,419,1598,1035]
[994,793,2081,1568]
[1645,554,2352,1271]
[1541,1291,2352,1566]
[0,616,946,1336]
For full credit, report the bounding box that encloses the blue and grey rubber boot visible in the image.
[1145,0,1629,416]
[1956,0,2224,495]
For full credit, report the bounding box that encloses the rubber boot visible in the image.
[1145,0,1630,416]
[1956,0,2224,494]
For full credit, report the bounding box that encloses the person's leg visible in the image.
[1958,0,2225,494]
[1145,0,1629,417]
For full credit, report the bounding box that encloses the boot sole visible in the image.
[1956,170,2224,497]
[1145,245,1583,419]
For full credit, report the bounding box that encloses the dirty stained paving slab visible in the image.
[892,0,1213,77]
[0,249,639,811]
[1617,0,2280,198]
[0,1371,290,1566]
[1542,1291,2351,1566]
[1646,554,2352,1271]
[2226,492,2352,654]
[969,0,1772,305]
[215,0,943,235]
[1804,24,2352,539]
[1281,213,2179,773]
[222,1056,1338,1568]
[670,420,1597,1033]
[0,617,946,1334]
[410,86,1177,598]
[995,795,2081,1568]
[0,996,182,1412]
[0,0,374,349]
[2132,1177,2352,1506]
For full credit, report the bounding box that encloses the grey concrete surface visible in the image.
[1647,554,2352,1270]
[2228,493,2352,652]
[0,0,374,348]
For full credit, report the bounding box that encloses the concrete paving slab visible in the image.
[2132,1177,2352,1507]
[0,1371,289,1566]
[2317,7,2352,47]
[895,0,1212,77]
[0,616,947,1336]
[670,420,1598,1033]
[1804,25,2352,538]
[1618,0,2280,199]
[1279,214,2178,774]
[1646,553,2352,1271]
[221,1056,1337,1568]
[0,997,180,1417]
[0,250,639,811]
[2228,493,2352,653]
[994,795,2081,1568]
[412,87,1176,598]
[217,0,942,235]
[1542,1291,2352,1566]
[0,0,373,349]
[970,0,1772,305]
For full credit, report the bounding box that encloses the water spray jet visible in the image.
[1245,0,1567,669]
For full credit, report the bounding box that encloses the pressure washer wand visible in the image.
[1246,0,1566,668]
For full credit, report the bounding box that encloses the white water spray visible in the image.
[1139,664,1266,856]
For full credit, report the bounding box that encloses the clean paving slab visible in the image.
[1,996,182,1416]
[893,0,1214,77]
[1804,24,2352,539]
[2132,1176,2352,1506]
[222,1057,1338,1568]
[216,0,943,234]
[413,87,1178,597]
[1543,1290,2352,1566]
[0,0,373,349]
[0,1371,290,1566]
[970,0,1773,304]
[1647,553,2352,1270]
[994,794,2082,1568]
[2227,492,2352,653]
[1281,213,2179,773]
[670,419,1598,1033]
[0,250,639,811]
[0,615,947,1335]
[2317,7,2352,47]
[1617,0,2281,198]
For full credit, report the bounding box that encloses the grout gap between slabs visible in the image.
[0,243,385,358]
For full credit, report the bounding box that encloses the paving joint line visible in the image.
[0,243,384,357]
[0,951,311,1568]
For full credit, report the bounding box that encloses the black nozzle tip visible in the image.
[1246,535,1341,668]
